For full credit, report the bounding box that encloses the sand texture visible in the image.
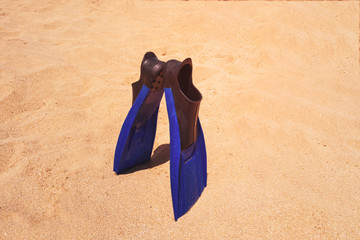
[1,0,359,239]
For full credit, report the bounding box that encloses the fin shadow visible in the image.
[122,143,170,174]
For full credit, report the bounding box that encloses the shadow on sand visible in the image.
[121,143,170,174]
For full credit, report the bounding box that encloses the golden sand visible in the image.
[0,0,359,239]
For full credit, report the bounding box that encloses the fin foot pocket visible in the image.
[150,70,164,91]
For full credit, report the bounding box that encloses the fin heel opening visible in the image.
[178,64,202,102]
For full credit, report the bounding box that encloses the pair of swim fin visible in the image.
[113,52,207,221]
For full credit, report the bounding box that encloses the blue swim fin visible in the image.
[164,58,207,221]
[114,52,165,174]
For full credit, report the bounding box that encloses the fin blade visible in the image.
[114,86,159,173]
[165,88,181,220]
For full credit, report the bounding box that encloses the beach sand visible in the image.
[0,0,359,239]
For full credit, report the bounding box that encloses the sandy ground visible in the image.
[1,0,359,239]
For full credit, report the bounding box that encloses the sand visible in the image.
[1,0,359,239]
